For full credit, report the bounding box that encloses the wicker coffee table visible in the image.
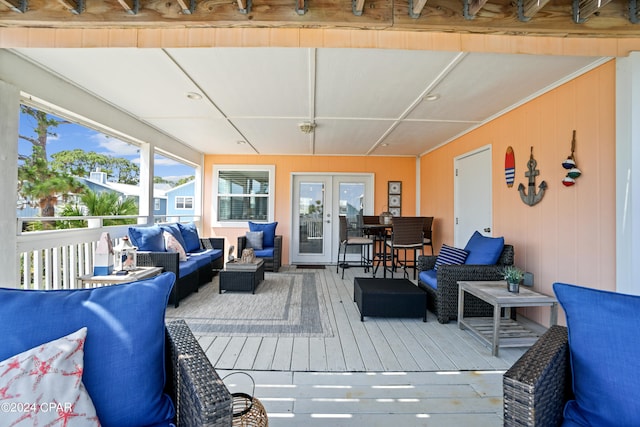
[219,259,265,294]
[457,280,558,356]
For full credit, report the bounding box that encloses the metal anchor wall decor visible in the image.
[518,146,547,206]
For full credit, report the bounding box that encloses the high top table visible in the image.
[457,280,558,356]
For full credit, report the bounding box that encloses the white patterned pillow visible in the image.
[164,231,187,261]
[434,244,469,271]
[0,327,100,426]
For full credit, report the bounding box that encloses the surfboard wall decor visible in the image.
[505,146,515,187]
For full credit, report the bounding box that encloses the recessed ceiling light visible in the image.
[186,92,203,100]
[424,94,440,102]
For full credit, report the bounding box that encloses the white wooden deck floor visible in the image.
[189,265,531,426]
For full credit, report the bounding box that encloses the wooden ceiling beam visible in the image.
[517,0,552,21]
[0,0,27,13]
[2,0,639,36]
[573,0,613,22]
[176,0,196,14]
[116,0,139,15]
[408,0,428,18]
[56,0,83,14]
[352,0,366,16]
[463,0,489,19]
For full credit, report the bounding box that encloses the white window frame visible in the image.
[154,198,161,211]
[212,164,275,227]
[175,196,194,210]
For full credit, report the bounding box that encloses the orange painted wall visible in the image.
[202,155,417,264]
[420,60,617,325]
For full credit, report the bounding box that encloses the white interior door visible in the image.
[454,146,493,247]
[291,174,373,265]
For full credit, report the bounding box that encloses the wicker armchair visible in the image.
[237,234,282,272]
[503,325,571,427]
[416,244,514,323]
[165,320,233,427]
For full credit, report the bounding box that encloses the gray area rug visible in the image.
[165,272,334,337]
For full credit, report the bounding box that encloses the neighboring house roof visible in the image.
[164,180,194,195]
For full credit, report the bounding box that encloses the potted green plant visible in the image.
[501,266,524,293]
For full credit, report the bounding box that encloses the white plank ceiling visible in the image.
[14,47,605,157]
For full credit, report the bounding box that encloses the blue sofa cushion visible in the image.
[129,225,166,252]
[161,223,188,252]
[177,222,201,253]
[249,221,278,248]
[179,258,199,278]
[463,231,504,265]
[0,272,176,427]
[434,244,468,271]
[419,269,438,290]
[189,248,222,263]
[554,283,640,427]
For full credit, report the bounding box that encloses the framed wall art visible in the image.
[388,194,401,208]
[388,181,402,195]
[389,207,401,216]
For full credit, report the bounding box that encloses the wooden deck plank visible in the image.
[233,336,262,370]
[271,337,294,371]
[216,336,246,369]
[204,336,231,367]
[291,337,310,371]
[252,337,278,370]
[308,337,327,371]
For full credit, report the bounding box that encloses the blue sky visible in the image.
[18,108,194,182]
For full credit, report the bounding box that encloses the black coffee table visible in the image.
[354,277,428,322]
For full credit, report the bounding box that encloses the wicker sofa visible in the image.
[503,325,571,427]
[165,320,233,427]
[137,236,224,308]
[416,244,515,323]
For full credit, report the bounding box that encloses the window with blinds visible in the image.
[214,167,274,223]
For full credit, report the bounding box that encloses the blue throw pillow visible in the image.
[129,225,166,252]
[161,223,188,253]
[554,283,640,427]
[0,273,177,427]
[177,222,201,253]
[463,231,504,265]
[249,221,278,248]
[434,244,468,271]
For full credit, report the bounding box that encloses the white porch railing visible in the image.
[16,215,200,290]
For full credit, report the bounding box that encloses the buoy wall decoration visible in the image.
[505,146,515,187]
[563,130,581,186]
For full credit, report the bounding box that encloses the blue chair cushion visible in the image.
[463,231,504,265]
[161,223,188,253]
[254,248,275,258]
[177,222,201,253]
[419,269,438,290]
[129,225,166,252]
[0,272,176,427]
[248,221,278,248]
[179,258,199,278]
[434,244,468,271]
[554,283,640,427]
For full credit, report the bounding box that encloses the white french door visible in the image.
[291,174,374,265]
